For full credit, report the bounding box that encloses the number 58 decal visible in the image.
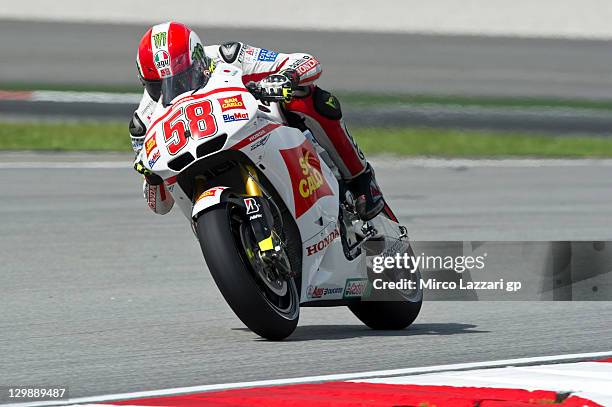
[163,99,218,155]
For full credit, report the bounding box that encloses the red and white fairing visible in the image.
[138,63,400,303]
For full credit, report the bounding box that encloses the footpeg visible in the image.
[348,222,379,253]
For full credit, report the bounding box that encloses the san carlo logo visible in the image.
[218,94,245,112]
[279,140,333,218]
[154,50,170,70]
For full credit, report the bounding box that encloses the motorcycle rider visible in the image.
[131,21,386,221]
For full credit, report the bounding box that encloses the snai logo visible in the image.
[218,94,245,112]
[145,134,157,156]
[280,140,334,218]
[306,228,340,256]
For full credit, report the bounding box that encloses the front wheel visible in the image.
[196,203,299,340]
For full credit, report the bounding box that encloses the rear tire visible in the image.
[349,243,423,330]
[348,300,422,330]
[196,203,299,340]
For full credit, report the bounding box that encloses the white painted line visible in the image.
[5,351,612,407]
[0,162,128,169]
[372,157,612,168]
[31,91,141,105]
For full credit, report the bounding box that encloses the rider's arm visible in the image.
[129,89,159,153]
[206,42,322,86]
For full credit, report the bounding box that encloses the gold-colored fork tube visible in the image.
[242,164,262,196]
[194,176,208,203]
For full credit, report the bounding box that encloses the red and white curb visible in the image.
[7,351,612,407]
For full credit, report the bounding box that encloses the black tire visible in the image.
[196,203,299,340]
[348,300,422,330]
[349,243,423,330]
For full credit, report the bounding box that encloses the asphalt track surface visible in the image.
[1,153,611,399]
[3,20,612,99]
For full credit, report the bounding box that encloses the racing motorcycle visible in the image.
[139,63,422,340]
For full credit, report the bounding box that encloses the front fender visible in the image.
[191,186,231,220]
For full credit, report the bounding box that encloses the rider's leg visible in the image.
[284,86,385,220]
[143,180,174,215]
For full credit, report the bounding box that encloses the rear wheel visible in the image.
[348,300,422,330]
[196,202,299,340]
[349,244,423,330]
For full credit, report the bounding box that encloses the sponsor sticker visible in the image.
[196,187,227,203]
[145,135,157,156]
[152,32,167,48]
[343,278,370,299]
[154,50,170,70]
[244,197,260,215]
[147,184,156,210]
[131,138,144,152]
[223,112,249,123]
[148,150,160,167]
[257,49,278,62]
[295,57,319,75]
[243,46,257,62]
[237,46,246,63]
[250,134,269,151]
[218,94,246,112]
[289,56,310,69]
[279,140,334,218]
[306,228,340,256]
[307,285,343,299]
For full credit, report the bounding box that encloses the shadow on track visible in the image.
[233,323,487,341]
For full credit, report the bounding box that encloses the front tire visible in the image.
[196,203,299,340]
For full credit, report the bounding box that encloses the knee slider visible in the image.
[313,87,342,120]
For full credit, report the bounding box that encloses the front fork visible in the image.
[193,164,289,276]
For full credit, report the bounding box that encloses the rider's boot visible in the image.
[284,86,385,221]
[347,163,385,221]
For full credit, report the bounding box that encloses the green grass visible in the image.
[355,127,612,157]
[1,121,612,157]
[336,92,612,111]
[0,122,130,151]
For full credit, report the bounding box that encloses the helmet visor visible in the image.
[142,78,162,101]
[160,59,209,106]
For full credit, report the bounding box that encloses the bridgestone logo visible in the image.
[306,228,340,256]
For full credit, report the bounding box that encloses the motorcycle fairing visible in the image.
[143,63,373,303]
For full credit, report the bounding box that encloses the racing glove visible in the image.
[133,156,163,186]
[258,69,299,102]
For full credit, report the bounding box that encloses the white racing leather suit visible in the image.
[131,42,370,215]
